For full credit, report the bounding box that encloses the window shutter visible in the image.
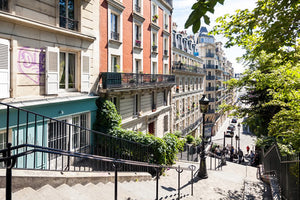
[0,38,10,98]
[81,51,90,92]
[45,47,59,95]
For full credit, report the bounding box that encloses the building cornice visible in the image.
[107,0,125,12]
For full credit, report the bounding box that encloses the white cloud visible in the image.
[172,0,257,73]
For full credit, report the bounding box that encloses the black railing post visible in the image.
[188,165,196,196]
[176,165,183,200]
[5,143,14,200]
[113,161,118,200]
[155,167,160,200]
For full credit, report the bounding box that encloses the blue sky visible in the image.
[173,0,257,73]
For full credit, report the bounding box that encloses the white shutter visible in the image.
[81,51,90,92]
[45,47,59,95]
[0,38,10,98]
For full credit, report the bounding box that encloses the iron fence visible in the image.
[0,143,196,200]
[262,144,299,200]
[0,102,153,172]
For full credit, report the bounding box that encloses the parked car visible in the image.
[231,118,237,123]
[225,130,234,137]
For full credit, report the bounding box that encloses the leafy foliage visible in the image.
[185,0,225,33]
[185,135,195,144]
[204,0,300,152]
[93,98,183,165]
[93,98,121,134]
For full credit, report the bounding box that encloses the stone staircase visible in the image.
[0,160,271,200]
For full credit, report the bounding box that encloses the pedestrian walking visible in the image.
[246,146,250,154]
[238,148,243,164]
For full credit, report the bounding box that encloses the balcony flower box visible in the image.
[135,40,141,47]
[152,14,158,23]
[152,45,157,52]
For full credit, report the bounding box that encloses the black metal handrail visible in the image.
[0,102,153,171]
[100,72,175,89]
[111,31,120,41]
[59,15,78,31]
[1,143,196,200]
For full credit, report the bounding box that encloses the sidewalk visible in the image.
[153,159,271,200]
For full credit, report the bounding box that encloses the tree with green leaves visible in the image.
[186,0,300,152]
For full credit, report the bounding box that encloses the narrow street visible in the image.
[212,115,257,156]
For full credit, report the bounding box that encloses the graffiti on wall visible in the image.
[18,47,45,85]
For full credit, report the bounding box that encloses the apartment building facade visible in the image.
[0,0,99,167]
[98,0,174,137]
[171,24,205,138]
[195,27,235,134]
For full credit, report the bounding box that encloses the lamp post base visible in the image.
[197,156,208,179]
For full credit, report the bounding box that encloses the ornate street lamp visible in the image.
[197,95,209,179]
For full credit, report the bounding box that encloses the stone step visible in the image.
[56,184,88,200]
[37,184,65,200]
[13,187,46,200]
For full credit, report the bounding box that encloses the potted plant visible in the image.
[152,14,158,22]
[152,42,157,52]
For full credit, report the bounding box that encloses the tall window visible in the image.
[59,0,78,30]
[72,114,88,151]
[111,13,119,40]
[164,13,169,30]
[133,94,140,116]
[111,55,120,72]
[48,120,67,159]
[135,0,141,13]
[135,24,141,47]
[59,52,76,90]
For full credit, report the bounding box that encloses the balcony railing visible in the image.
[59,16,79,31]
[206,76,215,80]
[152,45,157,52]
[207,109,215,114]
[204,64,217,69]
[135,40,141,47]
[216,76,222,80]
[172,61,206,74]
[206,53,215,58]
[111,31,120,41]
[135,4,141,13]
[164,50,168,56]
[100,72,175,89]
[206,87,215,91]
[209,98,215,102]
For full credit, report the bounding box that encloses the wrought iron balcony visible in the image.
[59,16,79,31]
[206,76,215,80]
[135,40,141,47]
[209,98,215,102]
[164,50,168,56]
[207,109,215,114]
[100,72,175,90]
[135,4,141,13]
[206,53,215,58]
[204,64,217,69]
[172,61,205,74]
[206,87,215,91]
[111,31,120,41]
[0,0,8,11]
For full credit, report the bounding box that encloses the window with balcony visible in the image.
[134,24,141,47]
[59,0,78,31]
[135,59,141,74]
[152,32,157,52]
[111,13,120,41]
[133,94,140,116]
[135,0,141,13]
[152,3,158,23]
[111,55,120,72]
[164,13,169,30]
[164,38,168,56]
